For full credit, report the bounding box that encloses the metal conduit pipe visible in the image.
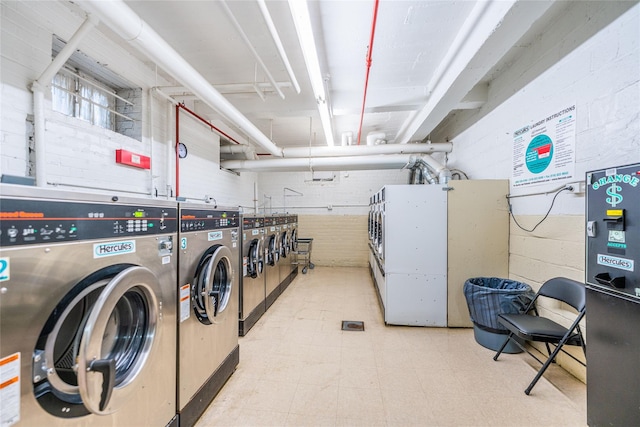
[78,0,283,157]
[166,102,174,197]
[222,154,444,172]
[419,163,439,184]
[405,155,451,184]
[278,142,452,158]
[31,14,99,186]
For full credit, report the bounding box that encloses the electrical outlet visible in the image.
[566,181,585,194]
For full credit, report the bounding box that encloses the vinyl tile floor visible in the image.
[196,267,586,426]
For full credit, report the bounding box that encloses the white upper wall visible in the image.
[257,169,409,216]
[0,1,256,206]
[439,2,640,216]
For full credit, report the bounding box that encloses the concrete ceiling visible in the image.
[107,0,564,154]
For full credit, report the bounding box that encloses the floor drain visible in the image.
[341,320,365,331]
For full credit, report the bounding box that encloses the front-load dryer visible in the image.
[0,185,177,427]
[239,215,265,336]
[177,204,239,427]
[263,215,280,309]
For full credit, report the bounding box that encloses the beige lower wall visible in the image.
[510,214,586,383]
[298,215,369,268]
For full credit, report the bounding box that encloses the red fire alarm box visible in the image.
[115,149,151,169]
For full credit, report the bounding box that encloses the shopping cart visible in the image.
[292,238,314,274]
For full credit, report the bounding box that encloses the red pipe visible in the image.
[175,104,180,197]
[356,0,380,145]
[175,102,242,197]
[177,103,240,145]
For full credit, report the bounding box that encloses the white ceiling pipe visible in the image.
[221,154,442,172]
[280,142,452,158]
[366,132,386,146]
[219,144,258,160]
[341,132,353,147]
[394,0,495,144]
[418,154,446,176]
[220,1,285,100]
[77,0,283,157]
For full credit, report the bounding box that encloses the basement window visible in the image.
[312,171,336,182]
[50,35,142,141]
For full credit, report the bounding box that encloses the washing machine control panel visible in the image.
[180,209,239,232]
[242,216,263,230]
[0,198,177,247]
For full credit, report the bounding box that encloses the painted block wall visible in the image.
[258,169,409,267]
[0,1,256,206]
[1,1,168,193]
[173,105,258,208]
[437,3,640,382]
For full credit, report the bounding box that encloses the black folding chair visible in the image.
[493,277,586,395]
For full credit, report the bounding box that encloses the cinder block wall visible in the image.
[258,170,410,268]
[438,2,640,383]
[0,1,257,207]
[510,215,586,382]
[297,215,369,268]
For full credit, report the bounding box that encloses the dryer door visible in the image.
[192,245,234,324]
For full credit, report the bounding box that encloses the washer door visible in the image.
[192,245,234,324]
[247,238,264,279]
[77,266,160,414]
[266,234,279,266]
[280,231,290,258]
[34,264,161,418]
[291,227,298,252]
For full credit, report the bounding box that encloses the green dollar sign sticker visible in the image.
[606,184,623,207]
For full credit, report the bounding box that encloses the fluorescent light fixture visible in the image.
[288,0,335,146]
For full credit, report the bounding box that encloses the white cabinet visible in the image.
[369,181,508,327]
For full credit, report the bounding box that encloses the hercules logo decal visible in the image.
[94,241,136,258]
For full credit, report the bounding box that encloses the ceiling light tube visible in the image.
[288,0,335,146]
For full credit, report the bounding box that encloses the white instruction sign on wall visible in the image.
[1,352,21,427]
[512,104,576,188]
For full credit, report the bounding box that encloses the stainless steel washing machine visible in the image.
[239,215,266,336]
[0,185,177,427]
[263,215,280,309]
[177,204,239,427]
[278,215,294,294]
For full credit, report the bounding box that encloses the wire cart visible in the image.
[293,238,314,274]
